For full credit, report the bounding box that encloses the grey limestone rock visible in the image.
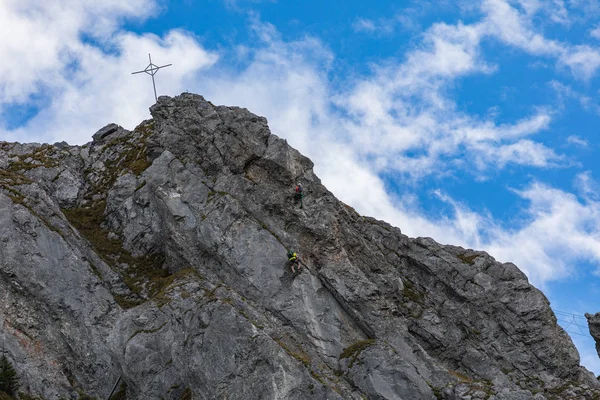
[586,312,600,361]
[0,93,599,399]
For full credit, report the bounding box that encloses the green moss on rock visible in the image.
[457,253,479,265]
[179,388,192,400]
[339,339,375,368]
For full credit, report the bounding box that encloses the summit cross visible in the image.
[132,53,172,102]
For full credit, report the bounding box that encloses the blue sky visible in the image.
[2,0,600,373]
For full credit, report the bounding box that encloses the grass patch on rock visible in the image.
[402,280,425,304]
[0,169,32,187]
[59,120,194,309]
[62,194,176,308]
[449,370,471,382]
[457,253,479,265]
[274,337,311,368]
[339,339,375,368]
[179,388,192,400]
[6,144,61,173]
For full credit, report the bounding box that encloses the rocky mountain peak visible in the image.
[0,93,599,399]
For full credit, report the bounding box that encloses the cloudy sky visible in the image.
[2,0,600,372]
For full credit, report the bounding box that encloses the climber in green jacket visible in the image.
[287,250,301,274]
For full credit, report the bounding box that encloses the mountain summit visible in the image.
[0,93,598,399]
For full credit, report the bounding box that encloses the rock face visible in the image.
[0,93,599,399]
[586,313,600,360]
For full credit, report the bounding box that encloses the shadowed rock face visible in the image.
[1,93,599,399]
[586,313,600,359]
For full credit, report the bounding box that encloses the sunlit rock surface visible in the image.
[1,93,599,399]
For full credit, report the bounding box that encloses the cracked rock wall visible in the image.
[0,93,598,400]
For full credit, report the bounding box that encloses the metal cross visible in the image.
[132,53,172,102]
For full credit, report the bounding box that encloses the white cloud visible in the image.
[548,0,570,24]
[568,135,590,147]
[1,31,218,144]
[592,26,600,39]
[575,171,600,200]
[352,16,407,36]
[561,46,600,80]
[496,111,552,138]
[480,0,600,79]
[487,182,600,284]
[0,0,158,104]
[565,0,600,20]
[513,0,543,15]
[549,80,599,114]
[473,139,561,168]
[0,1,218,144]
[511,0,571,25]
[332,19,559,178]
[481,0,563,56]
[352,18,378,33]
